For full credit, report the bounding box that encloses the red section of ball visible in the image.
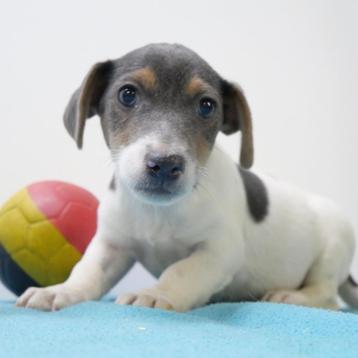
[27,181,99,254]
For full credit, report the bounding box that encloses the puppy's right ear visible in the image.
[221,80,254,169]
[63,61,113,149]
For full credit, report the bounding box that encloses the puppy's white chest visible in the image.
[128,221,210,274]
[112,197,221,277]
[131,237,194,277]
[127,213,174,246]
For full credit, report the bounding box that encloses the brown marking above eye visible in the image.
[132,67,157,91]
[185,76,211,97]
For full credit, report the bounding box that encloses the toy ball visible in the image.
[0,181,98,296]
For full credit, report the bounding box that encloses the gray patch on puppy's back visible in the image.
[238,166,268,222]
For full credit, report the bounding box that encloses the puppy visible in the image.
[17,44,357,312]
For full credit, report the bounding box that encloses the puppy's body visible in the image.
[16,44,357,312]
[100,146,354,308]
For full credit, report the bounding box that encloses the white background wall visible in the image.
[0,0,357,300]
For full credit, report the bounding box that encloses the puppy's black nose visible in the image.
[145,154,185,181]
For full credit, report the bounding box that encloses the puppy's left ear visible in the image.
[63,61,113,149]
[221,80,254,169]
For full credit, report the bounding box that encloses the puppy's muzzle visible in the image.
[133,152,186,198]
[145,153,185,183]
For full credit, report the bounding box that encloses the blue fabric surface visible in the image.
[0,300,358,358]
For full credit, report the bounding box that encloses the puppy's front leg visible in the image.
[118,238,241,311]
[16,235,134,311]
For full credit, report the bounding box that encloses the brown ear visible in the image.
[221,80,254,169]
[63,61,113,149]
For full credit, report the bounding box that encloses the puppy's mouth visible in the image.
[134,183,174,196]
[133,180,186,204]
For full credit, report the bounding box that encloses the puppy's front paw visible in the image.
[116,289,174,311]
[16,284,85,311]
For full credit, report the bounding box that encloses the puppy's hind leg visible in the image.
[262,282,338,309]
[263,239,353,309]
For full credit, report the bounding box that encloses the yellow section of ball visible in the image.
[0,188,82,286]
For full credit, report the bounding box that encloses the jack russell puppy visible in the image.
[17,43,357,312]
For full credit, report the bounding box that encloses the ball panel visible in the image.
[12,249,47,286]
[20,189,49,223]
[27,221,67,260]
[52,202,97,254]
[55,182,98,209]
[28,181,98,254]
[0,243,39,296]
[27,182,68,219]
[0,208,30,254]
[47,244,82,285]
[15,221,82,287]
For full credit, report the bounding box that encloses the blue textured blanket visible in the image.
[0,301,357,357]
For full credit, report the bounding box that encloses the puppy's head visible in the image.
[64,44,253,205]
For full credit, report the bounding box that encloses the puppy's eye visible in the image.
[198,97,216,118]
[118,85,137,107]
